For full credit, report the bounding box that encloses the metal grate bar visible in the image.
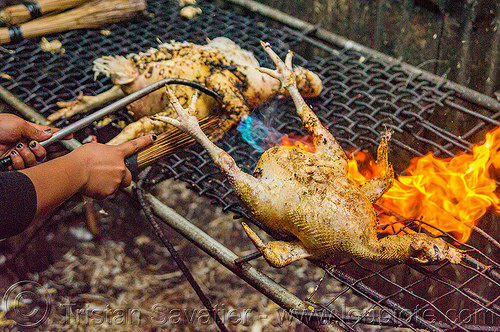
[0,0,498,330]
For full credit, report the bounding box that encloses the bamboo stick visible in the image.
[135,117,220,169]
[0,0,92,26]
[0,0,146,44]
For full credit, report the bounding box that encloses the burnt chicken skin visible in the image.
[48,37,322,145]
[153,42,463,267]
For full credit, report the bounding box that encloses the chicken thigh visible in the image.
[154,42,463,267]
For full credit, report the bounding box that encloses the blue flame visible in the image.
[237,115,284,152]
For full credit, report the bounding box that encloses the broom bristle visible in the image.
[75,0,146,26]
[137,117,221,169]
[0,0,91,26]
[0,0,146,44]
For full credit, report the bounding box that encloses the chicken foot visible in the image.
[241,222,312,268]
[359,136,394,203]
[152,87,271,200]
[48,85,125,122]
[107,107,174,145]
[257,42,346,162]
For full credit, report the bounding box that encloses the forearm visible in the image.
[20,153,86,222]
[2,136,151,237]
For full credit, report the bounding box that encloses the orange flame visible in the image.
[279,128,500,242]
[280,134,315,153]
[348,127,500,242]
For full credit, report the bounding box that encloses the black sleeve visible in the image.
[0,171,37,239]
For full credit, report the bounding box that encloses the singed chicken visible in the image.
[154,42,464,267]
[48,37,322,145]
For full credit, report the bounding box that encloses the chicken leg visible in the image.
[152,87,271,204]
[360,136,394,203]
[48,85,125,122]
[257,42,347,163]
[107,107,175,145]
[241,222,311,268]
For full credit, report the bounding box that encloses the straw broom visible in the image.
[0,0,146,45]
[126,116,221,173]
[0,0,92,26]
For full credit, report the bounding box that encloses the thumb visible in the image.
[118,134,156,157]
[21,122,52,142]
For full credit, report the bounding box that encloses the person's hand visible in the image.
[0,114,70,169]
[70,134,155,199]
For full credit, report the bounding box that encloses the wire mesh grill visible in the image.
[0,0,498,331]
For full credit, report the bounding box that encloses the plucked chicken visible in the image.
[48,37,322,145]
[153,42,463,267]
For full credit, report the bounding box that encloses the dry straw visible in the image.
[0,0,92,26]
[136,116,220,169]
[0,0,146,44]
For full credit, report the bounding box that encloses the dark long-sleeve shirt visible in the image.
[0,171,37,239]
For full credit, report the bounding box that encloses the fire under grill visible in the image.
[0,0,499,331]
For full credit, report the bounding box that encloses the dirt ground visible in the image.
[1,179,356,331]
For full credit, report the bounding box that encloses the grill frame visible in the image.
[0,0,499,331]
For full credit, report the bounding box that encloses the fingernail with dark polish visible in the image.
[152,135,157,141]
[44,129,51,133]
[11,150,17,155]
[16,143,23,149]
[30,141,37,148]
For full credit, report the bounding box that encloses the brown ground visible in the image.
[1,179,345,331]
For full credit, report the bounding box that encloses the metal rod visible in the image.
[315,262,444,332]
[234,250,263,265]
[288,309,498,331]
[136,186,229,332]
[225,0,500,113]
[145,192,340,332]
[41,78,219,147]
[0,85,50,125]
[0,78,219,170]
[462,255,500,284]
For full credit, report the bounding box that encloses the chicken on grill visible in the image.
[154,42,464,267]
[48,37,322,145]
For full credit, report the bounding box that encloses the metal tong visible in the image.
[0,78,219,171]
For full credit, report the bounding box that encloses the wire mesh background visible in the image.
[0,0,498,330]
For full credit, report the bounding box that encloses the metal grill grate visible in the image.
[0,0,499,331]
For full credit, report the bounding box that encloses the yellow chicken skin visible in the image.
[48,37,322,145]
[153,42,463,268]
